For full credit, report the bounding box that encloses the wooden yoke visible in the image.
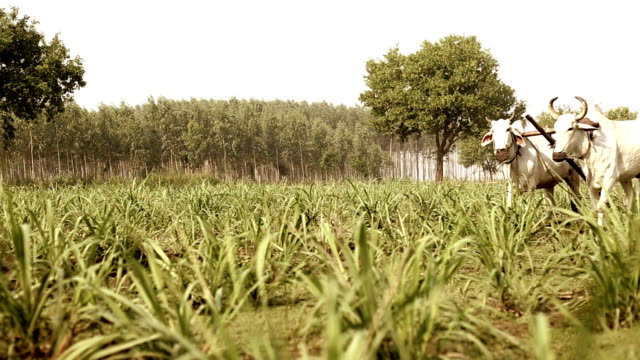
[524,115,586,181]
[520,129,555,137]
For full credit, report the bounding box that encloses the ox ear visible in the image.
[577,117,600,130]
[513,132,526,147]
[481,132,493,146]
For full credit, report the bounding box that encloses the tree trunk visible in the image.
[415,138,420,181]
[29,127,35,179]
[275,145,280,181]
[401,142,405,178]
[435,151,444,182]
[434,131,454,182]
[252,143,257,181]
[57,140,62,176]
[389,137,393,178]
[299,142,304,180]
[222,138,228,181]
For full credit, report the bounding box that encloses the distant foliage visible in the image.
[537,105,638,127]
[536,112,556,129]
[536,103,583,128]
[2,98,389,181]
[606,106,638,120]
[456,137,499,176]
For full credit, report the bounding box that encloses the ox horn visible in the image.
[485,117,493,123]
[575,96,588,120]
[508,112,516,121]
[548,97,560,119]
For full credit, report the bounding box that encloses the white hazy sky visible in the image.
[2,0,640,116]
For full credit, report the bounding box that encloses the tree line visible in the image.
[1,98,393,182]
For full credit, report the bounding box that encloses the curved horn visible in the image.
[508,112,516,121]
[575,96,588,120]
[548,97,560,119]
[486,117,493,123]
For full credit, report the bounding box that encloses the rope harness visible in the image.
[559,126,594,160]
[576,130,594,160]
[502,133,520,164]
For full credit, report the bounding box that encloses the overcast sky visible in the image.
[2,0,639,116]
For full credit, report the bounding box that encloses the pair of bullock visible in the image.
[482,97,640,225]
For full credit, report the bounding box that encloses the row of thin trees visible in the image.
[1,98,390,183]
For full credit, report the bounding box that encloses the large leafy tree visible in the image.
[0,7,85,142]
[360,35,517,181]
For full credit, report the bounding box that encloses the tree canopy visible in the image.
[0,7,85,141]
[359,35,518,181]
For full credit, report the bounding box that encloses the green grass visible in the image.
[1,178,640,359]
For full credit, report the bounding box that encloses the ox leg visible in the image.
[596,182,616,226]
[588,187,601,208]
[568,174,581,213]
[588,186,603,224]
[543,188,555,207]
[621,180,635,211]
[543,188,558,220]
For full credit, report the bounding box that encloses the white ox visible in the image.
[482,115,581,210]
[550,96,640,225]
